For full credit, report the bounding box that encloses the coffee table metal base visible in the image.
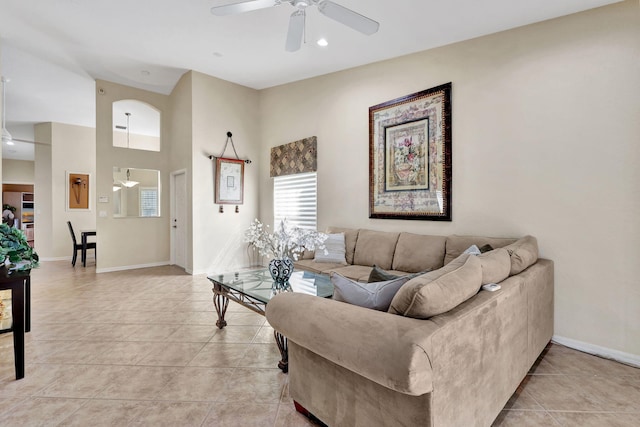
[211,281,288,373]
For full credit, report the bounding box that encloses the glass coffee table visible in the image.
[207,268,332,373]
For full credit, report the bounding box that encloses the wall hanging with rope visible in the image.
[67,172,90,210]
[209,132,251,212]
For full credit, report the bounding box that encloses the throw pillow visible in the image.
[479,244,494,253]
[314,233,348,265]
[368,265,431,283]
[477,248,511,284]
[388,253,483,319]
[331,272,412,311]
[463,245,481,255]
[503,235,539,275]
[367,265,401,283]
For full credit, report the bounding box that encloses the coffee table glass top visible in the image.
[207,268,333,304]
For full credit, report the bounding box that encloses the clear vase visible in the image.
[268,257,294,289]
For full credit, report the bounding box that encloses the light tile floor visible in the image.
[0,261,638,426]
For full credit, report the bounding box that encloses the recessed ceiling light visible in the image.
[213,52,223,58]
[316,38,328,47]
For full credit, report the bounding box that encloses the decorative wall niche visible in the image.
[112,99,160,152]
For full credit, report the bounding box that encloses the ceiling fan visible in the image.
[1,76,49,147]
[211,0,379,52]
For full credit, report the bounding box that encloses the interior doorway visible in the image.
[2,183,35,248]
[170,170,187,270]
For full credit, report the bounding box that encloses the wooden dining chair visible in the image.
[67,221,96,267]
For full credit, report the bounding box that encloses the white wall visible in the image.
[190,71,260,274]
[2,159,34,183]
[259,2,640,358]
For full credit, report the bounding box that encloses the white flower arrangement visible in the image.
[245,218,328,261]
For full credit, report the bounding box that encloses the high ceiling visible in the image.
[0,0,621,160]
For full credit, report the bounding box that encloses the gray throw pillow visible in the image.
[331,272,412,311]
[368,265,430,283]
[367,265,401,283]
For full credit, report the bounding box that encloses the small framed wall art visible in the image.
[67,171,91,211]
[369,83,452,221]
[215,157,244,205]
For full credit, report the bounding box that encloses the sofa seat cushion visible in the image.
[353,230,400,270]
[330,265,376,282]
[477,248,511,284]
[392,233,447,273]
[503,235,539,275]
[389,254,483,319]
[444,235,517,265]
[327,227,360,265]
[294,259,348,275]
[331,272,413,311]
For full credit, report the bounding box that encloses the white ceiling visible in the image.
[0,0,621,160]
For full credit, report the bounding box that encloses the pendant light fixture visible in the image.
[125,112,131,148]
[119,168,139,188]
[1,76,14,145]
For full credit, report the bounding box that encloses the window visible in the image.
[273,172,317,230]
[139,187,159,217]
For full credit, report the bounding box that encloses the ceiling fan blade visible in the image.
[285,10,305,52]
[317,0,379,35]
[211,0,278,16]
[11,137,50,146]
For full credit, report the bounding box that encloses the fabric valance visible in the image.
[270,136,317,177]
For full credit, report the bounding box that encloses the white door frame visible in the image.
[170,169,187,268]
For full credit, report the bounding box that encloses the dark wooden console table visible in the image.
[0,268,31,380]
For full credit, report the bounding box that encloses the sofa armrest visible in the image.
[266,293,439,396]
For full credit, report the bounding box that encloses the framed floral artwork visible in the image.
[369,83,452,220]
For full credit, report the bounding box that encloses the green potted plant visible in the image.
[0,223,39,271]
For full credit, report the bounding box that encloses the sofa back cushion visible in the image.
[327,226,360,265]
[353,230,400,270]
[444,235,517,265]
[392,233,447,273]
[388,253,483,319]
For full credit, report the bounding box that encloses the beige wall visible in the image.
[94,71,260,274]
[113,131,160,151]
[2,159,35,183]
[95,80,170,271]
[190,71,260,274]
[168,72,193,270]
[259,2,640,358]
[34,123,52,257]
[34,122,96,259]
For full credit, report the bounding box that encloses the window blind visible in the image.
[139,188,158,217]
[273,172,317,230]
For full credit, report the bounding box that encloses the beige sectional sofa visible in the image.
[266,227,554,427]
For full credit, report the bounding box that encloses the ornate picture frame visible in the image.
[369,83,452,220]
[215,157,244,205]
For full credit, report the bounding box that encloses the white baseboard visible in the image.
[96,261,170,274]
[40,256,72,262]
[552,335,640,368]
